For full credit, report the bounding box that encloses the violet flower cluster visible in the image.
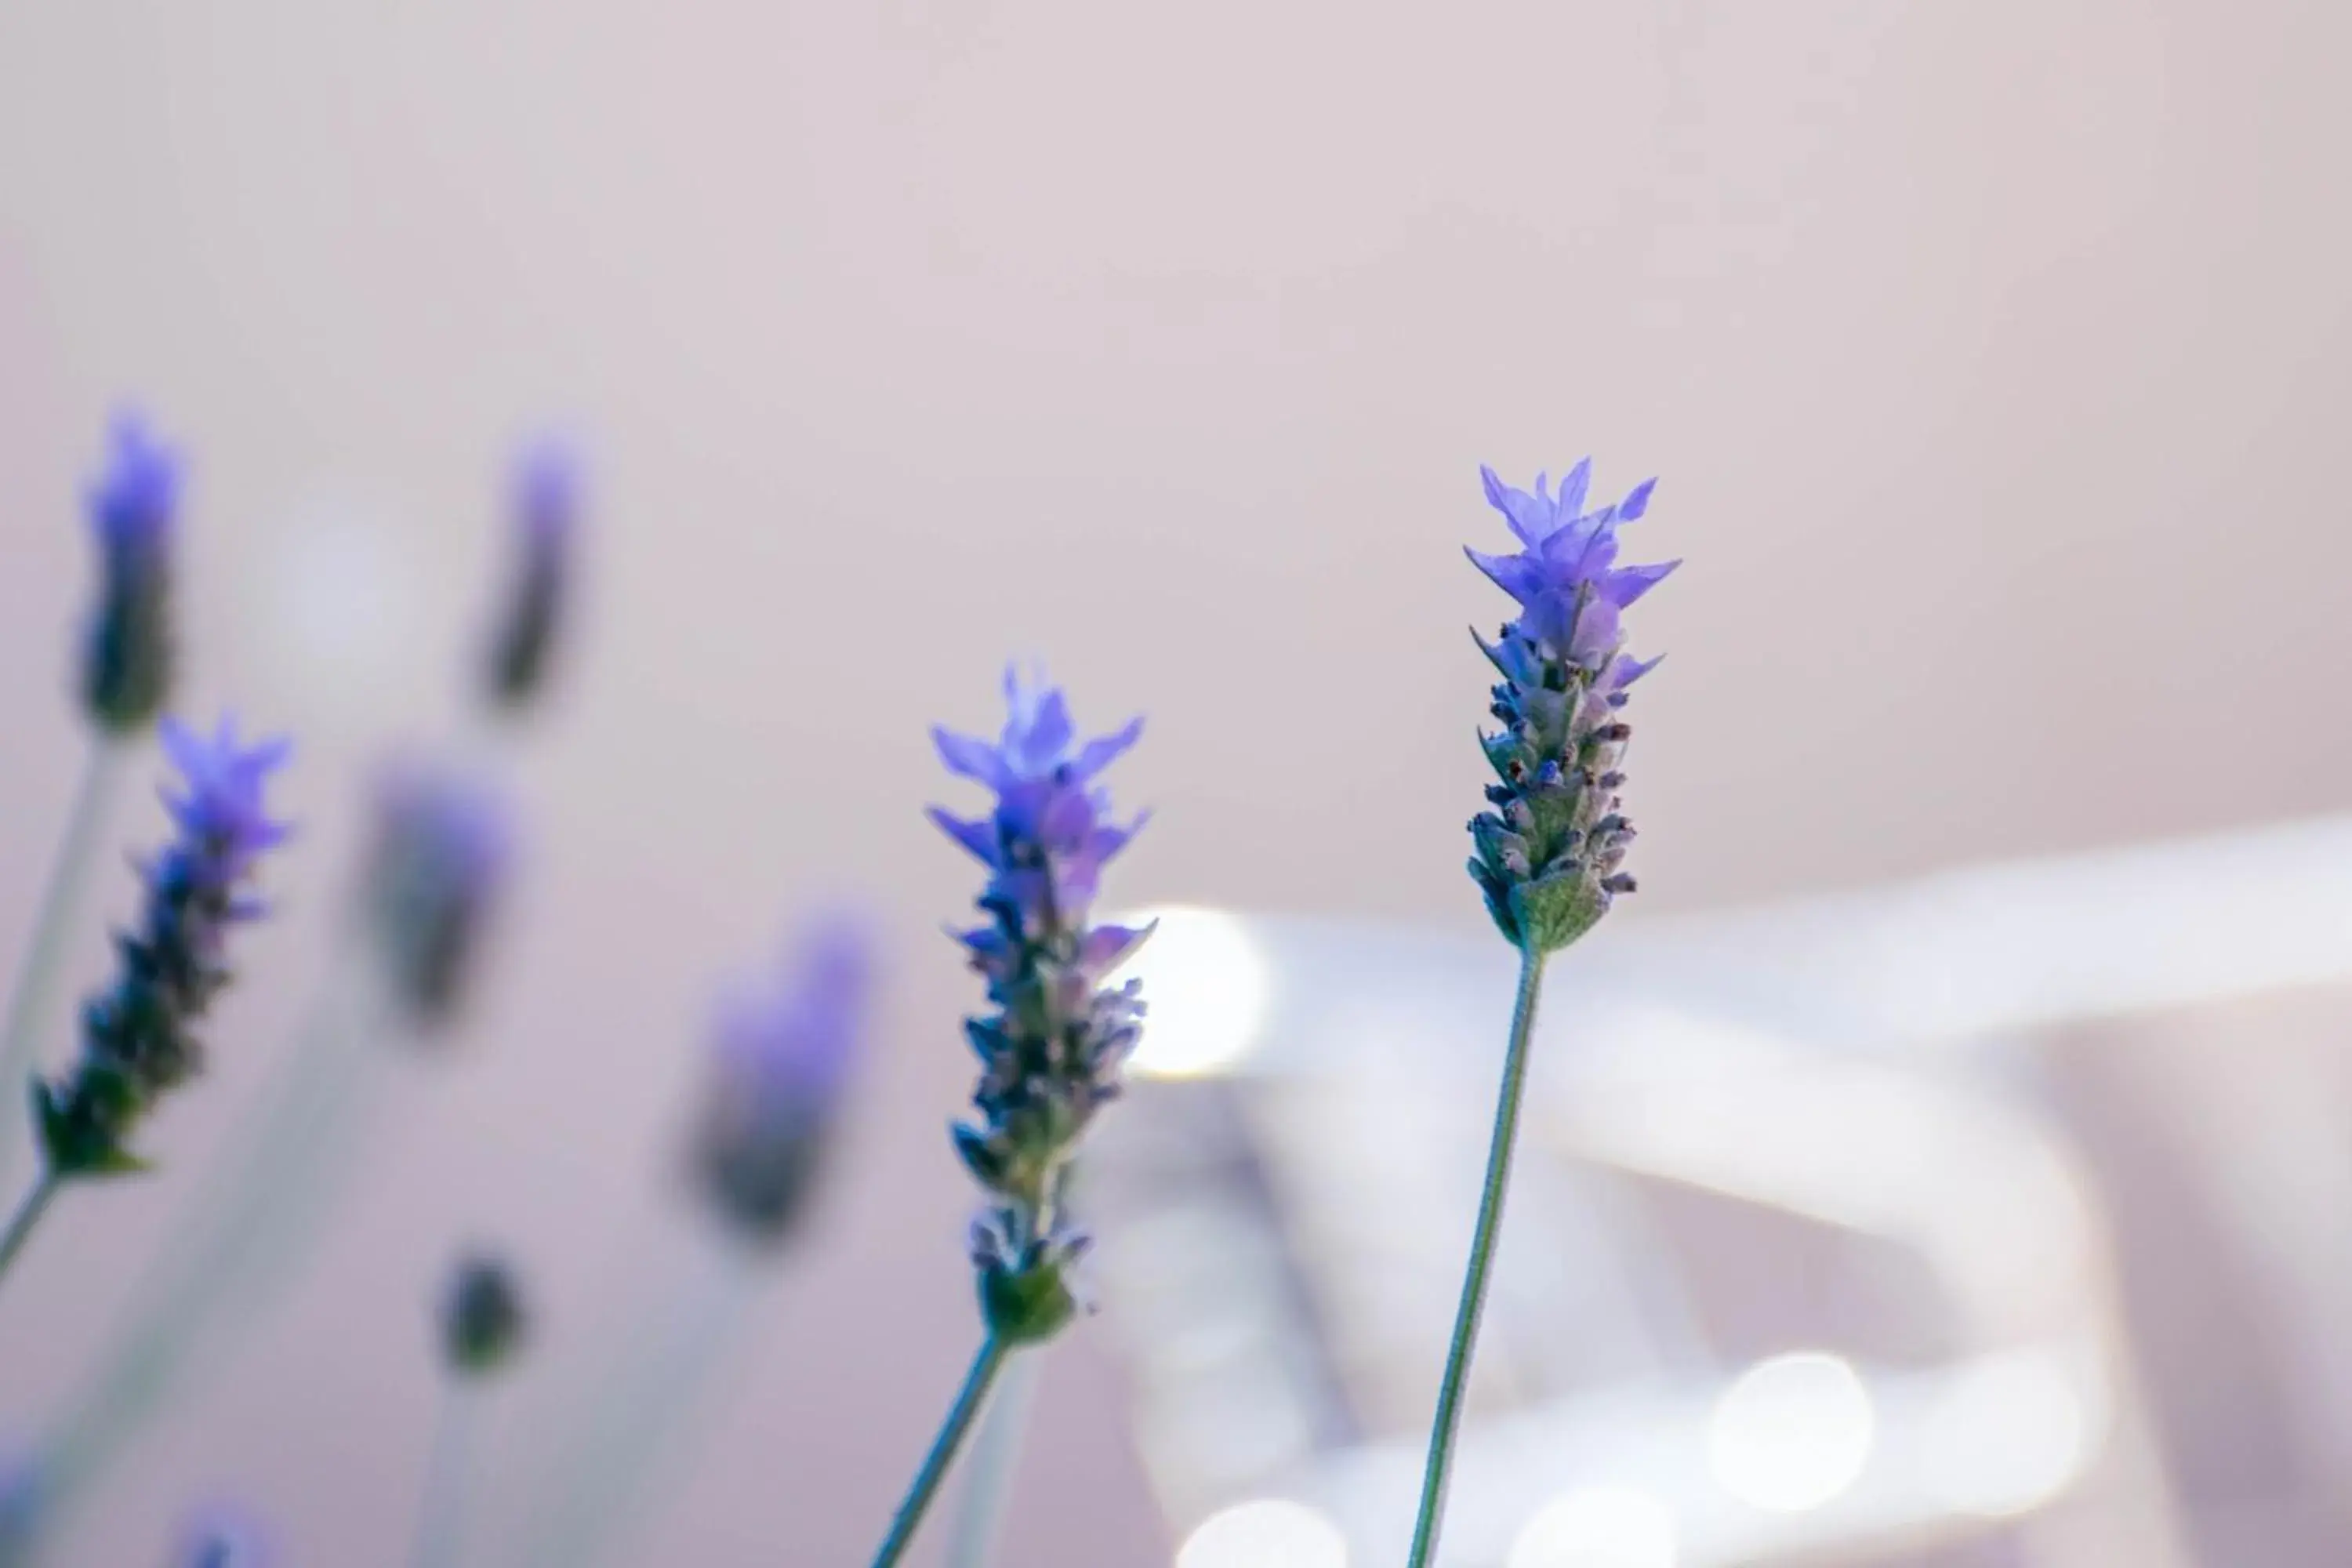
[34,718,292,1179]
[360,766,514,1033]
[690,917,873,1247]
[1466,461,1674,952]
[485,439,579,715]
[931,670,1149,1345]
[80,414,180,735]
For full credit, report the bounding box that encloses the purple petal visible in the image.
[1080,920,1155,973]
[927,808,999,865]
[1011,687,1074,773]
[1617,477,1657,521]
[1554,457,1592,522]
[1465,546,1538,604]
[1069,717,1144,782]
[1599,558,1680,608]
[931,727,1006,787]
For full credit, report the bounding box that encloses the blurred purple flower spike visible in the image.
[81,411,182,733]
[693,913,874,1247]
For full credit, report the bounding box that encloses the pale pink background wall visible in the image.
[0,2,2346,1563]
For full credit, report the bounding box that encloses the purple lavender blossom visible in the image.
[34,717,292,1178]
[931,669,1149,1344]
[361,765,513,1032]
[691,916,873,1247]
[1466,461,1674,952]
[484,437,579,713]
[81,412,181,733]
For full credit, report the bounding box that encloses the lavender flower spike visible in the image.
[931,668,1149,1346]
[691,916,873,1247]
[34,717,292,1179]
[484,437,579,714]
[1406,459,1677,1568]
[1465,460,1675,953]
[82,412,181,734]
[361,765,514,1033]
[866,672,1150,1568]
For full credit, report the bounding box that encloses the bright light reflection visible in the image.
[1508,1486,1679,1568]
[1122,906,1272,1079]
[1176,1498,1347,1568]
[1708,1352,1875,1513]
[1918,1352,2092,1517]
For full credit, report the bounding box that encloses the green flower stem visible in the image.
[0,742,126,1175]
[870,1336,1009,1568]
[944,1348,1038,1568]
[1406,940,1547,1568]
[410,1378,477,1568]
[0,1171,60,1291]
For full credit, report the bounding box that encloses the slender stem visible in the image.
[943,1349,1037,1568]
[519,1232,754,1568]
[869,1337,1009,1568]
[0,742,125,1174]
[1406,941,1547,1568]
[409,1379,476,1568]
[0,1171,61,1292]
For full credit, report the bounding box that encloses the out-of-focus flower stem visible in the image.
[0,1171,60,1290]
[408,1380,477,1568]
[1406,940,1547,1568]
[0,742,125,1175]
[870,1336,1009,1568]
[944,1348,1037,1568]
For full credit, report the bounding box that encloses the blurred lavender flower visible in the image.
[441,1252,528,1378]
[174,1503,272,1568]
[931,669,1149,1346]
[361,766,513,1033]
[484,438,579,714]
[81,413,180,735]
[691,916,873,1247]
[1466,461,1675,953]
[33,717,292,1179]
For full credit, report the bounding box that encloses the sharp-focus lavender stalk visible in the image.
[1406,460,1675,1568]
[412,1253,528,1568]
[361,765,514,1035]
[514,916,872,1568]
[0,718,292,1297]
[867,670,1151,1568]
[0,416,186,1175]
[482,438,579,717]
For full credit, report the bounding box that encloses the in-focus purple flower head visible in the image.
[80,411,182,732]
[931,667,1151,1345]
[691,914,875,1247]
[1468,459,1674,682]
[35,715,292,1178]
[1465,459,1671,953]
[484,434,580,714]
[929,666,1145,924]
[361,763,513,1033]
